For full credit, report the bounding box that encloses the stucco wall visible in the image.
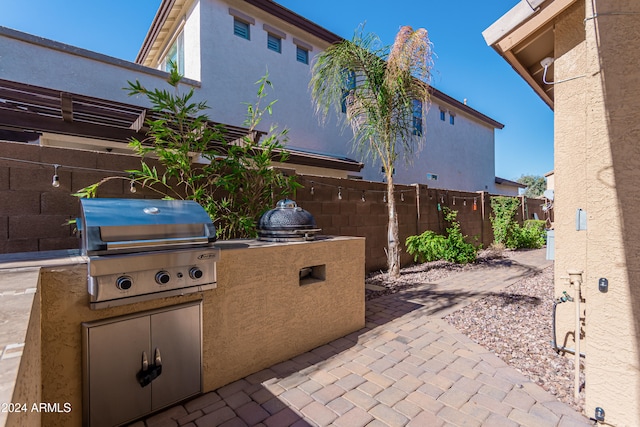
[554,0,640,424]
[33,237,364,426]
[582,0,640,424]
[0,27,196,108]
[394,100,498,193]
[553,0,588,369]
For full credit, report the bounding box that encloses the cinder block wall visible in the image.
[0,141,546,271]
[0,141,164,253]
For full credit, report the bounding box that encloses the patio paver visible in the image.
[135,249,591,426]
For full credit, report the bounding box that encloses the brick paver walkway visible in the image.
[133,249,591,427]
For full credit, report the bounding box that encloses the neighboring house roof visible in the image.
[482,0,579,109]
[495,176,527,188]
[544,170,554,177]
[137,0,504,130]
[0,78,363,172]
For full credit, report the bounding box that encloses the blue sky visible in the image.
[0,0,554,181]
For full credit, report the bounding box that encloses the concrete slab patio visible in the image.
[133,249,591,427]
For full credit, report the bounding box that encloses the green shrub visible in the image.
[405,230,448,263]
[406,208,479,264]
[513,220,546,249]
[490,196,521,247]
[490,196,547,249]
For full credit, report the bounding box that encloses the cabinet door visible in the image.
[150,303,202,410]
[86,316,151,427]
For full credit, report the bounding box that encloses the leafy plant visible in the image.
[514,220,547,249]
[490,196,521,248]
[406,208,479,264]
[75,67,300,239]
[490,196,546,249]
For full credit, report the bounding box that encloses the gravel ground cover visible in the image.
[365,249,585,412]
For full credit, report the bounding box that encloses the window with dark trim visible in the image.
[267,33,281,53]
[449,114,455,125]
[234,18,250,40]
[296,46,309,64]
[440,110,446,121]
[413,99,423,135]
[341,70,355,113]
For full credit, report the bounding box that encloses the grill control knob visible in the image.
[155,271,170,285]
[116,276,133,290]
[189,267,204,280]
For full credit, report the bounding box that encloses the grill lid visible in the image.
[257,199,320,241]
[79,198,216,254]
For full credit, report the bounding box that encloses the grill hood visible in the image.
[79,198,217,255]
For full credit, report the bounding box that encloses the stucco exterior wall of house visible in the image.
[195,0,350,167]
[184,0,202,81]
[407,100,498,193]
[1,0,503,192]
[552,0,588,371]
[555,1,640,424]
[582,0,640,423]
[0,28,192,108]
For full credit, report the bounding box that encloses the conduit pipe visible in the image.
[551,292,586,357]
[567,270,584,402]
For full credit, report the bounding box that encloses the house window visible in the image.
[341,70,355,113]
[296,46,309,64]
[426,173,438,181]
[413,99,423,136]
[449,114,455,125]
[234,18,250,40]
[162,32,184,75]
[293,38,313,65]
[267,33,281,53]
[440,110,446,121]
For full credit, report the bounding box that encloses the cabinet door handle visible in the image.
[137,350,163,388]
[154,348,162,367]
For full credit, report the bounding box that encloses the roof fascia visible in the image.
[491,0,577,55]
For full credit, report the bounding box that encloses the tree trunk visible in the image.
[386,173,401,278]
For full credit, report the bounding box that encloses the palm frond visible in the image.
[310,24,433,165]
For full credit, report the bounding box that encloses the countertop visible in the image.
[0,250,86,426]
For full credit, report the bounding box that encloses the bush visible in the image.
[490,196,546,249]
[513,220,546,249]
[490,196,521,247]
[406,208,479,264]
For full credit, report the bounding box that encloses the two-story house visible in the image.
[0,0,513,194]
[133,0,507,193]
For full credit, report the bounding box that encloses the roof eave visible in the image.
[483,0,580,110]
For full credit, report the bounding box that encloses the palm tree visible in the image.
[310,25,433,277]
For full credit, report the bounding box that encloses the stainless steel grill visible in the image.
[79,198,220,309]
